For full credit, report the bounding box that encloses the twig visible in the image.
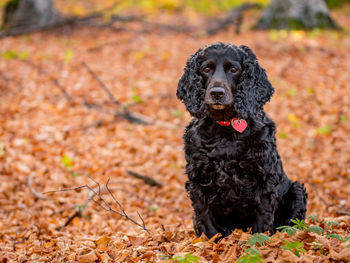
[86,41,120,52]
[27,174,47,200]
[127,170,163,187]
[43,177,150,234]
[81,61,121,106]
[13,231,17,251]
[109,186,181,213]
[21,60,72,101]
[278,57,294,78]
[55,184,98,230]
[335,210,350,216]
[43,184,91,195]
[81,61,148,124]
[205,3,260,35]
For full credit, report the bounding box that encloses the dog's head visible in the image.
[177,42,274,121]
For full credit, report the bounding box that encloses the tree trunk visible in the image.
[255,0,338,30]
[2,0,60,31]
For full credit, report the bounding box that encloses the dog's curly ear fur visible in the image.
[177,49,208,118]
[234,45,274,119]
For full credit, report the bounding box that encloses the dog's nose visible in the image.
[210,87,225,100]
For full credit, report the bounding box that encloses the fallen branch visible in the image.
[336,210,350,216]
[205,3,260,35]
[21,60,72,101]
[81,61,122,107]
[43,177,150,234]
[278,57,294,78]
[140,21,193,34]
[81,61,148,124]
[86,41,121,52]
[12,231,18,251]
[20,59,147,125]
[55,184,98,230]
[127,170,163,187]
[28,174,47,200]
[0,1,124,38]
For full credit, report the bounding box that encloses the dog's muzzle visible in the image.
[205,85,233,109]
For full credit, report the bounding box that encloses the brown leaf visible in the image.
[329,247,350,261]
[95,235,111,251]
[78,251,98,263]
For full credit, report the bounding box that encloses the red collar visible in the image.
[217,118,247,133]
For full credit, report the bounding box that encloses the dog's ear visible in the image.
[234,45,274,118]
[177,49,208,118]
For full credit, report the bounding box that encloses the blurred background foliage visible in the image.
[1,0,348,17]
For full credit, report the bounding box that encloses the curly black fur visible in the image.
[177,42,307,238]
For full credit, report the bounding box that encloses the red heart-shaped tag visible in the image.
[231,119,247,133]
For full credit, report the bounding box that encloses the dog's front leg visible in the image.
[193,208,219,238]
[252,197,278,234]
[186,181,219,238]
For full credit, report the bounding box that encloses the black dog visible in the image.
[177,42,307,238]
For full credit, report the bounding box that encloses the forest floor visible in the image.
[1,6,350,263]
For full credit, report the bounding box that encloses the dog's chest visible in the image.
[187,126,261,202]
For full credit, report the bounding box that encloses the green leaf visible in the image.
[306,87,315,94]
[288,88,297,96]
[316,125,332,135]
[291,218,307,230]
[71,171,79,178]
[171,109,183,117]
[307,214,318,223]
[161,255,171,260]
[326,233,350,242]
[2,50,28,60]
[148,205,158,212]
[171,253,200,263]
[131,94,143,103]
[244,247,261,256]
[64,49,73,63]
[340,114,348,123]
[326,233,343,241]
[305,225,324,235]
[281,241,305,257]
[236,248,263,263]
[276,225,299,236]
[74,204,87,211]
[279,132,288,139]
[61,154,73,170]
[322,220,339,227]
[246,233,270,246]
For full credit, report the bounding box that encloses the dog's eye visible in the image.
[203,67,212,74]
[230,67,238,73]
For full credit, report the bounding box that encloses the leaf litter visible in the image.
[1,6,350,263]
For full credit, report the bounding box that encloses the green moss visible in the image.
[257,14,338,30]
[326,0,348,8]
[315,12,338,29]
[1,0,20,29]
[286,18,305,30]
